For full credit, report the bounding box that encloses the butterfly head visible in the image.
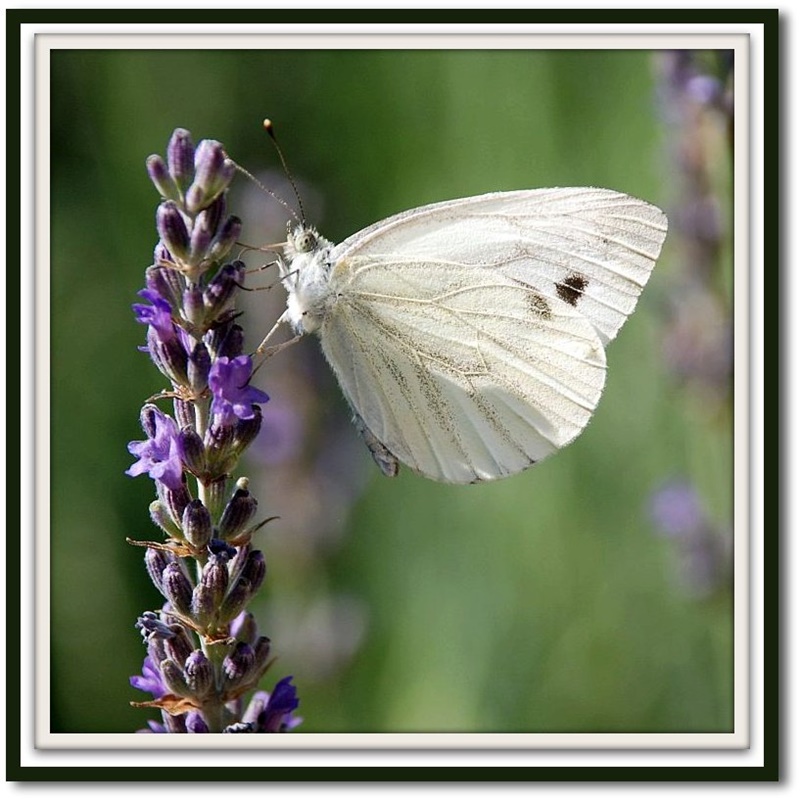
[285,223,328,258]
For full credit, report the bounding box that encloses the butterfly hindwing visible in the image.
[319,257,606,483]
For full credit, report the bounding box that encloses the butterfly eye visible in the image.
[294,230,317,253]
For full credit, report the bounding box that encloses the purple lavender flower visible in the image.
[261,676,301,732]
[133,287,174,338]
[126,406,184,491]
[242,677,302,733]
[209,355,270,425]
[133,285,193,386]
[129,655,168,699]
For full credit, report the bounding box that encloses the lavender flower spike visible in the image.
[127,128,300,733]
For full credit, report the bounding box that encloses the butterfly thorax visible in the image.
[281,224,336,335]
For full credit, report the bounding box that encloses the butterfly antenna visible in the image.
[232,160,300,225]
[263,118,306,224]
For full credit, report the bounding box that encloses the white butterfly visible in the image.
[270,188,668,484]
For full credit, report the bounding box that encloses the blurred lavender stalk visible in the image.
[648,51,735,597]
[650,480,732,598]
[126,129,300,733]
[656,50,734,409]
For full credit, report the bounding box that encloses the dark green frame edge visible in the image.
[5,5,779,783]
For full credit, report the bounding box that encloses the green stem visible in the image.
[194,398,210,508]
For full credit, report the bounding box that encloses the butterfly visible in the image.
[270,188,668,484]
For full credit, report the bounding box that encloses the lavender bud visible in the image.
[164,626,194,667]
[160,658,190,697]
[216,548,263,626]
[167,128,195,194]
[149,500,183,539]
[156,201,191,263]
[146,634,169,667]
[184,650,214,699]
[148,328,189,387]
[185,140,234,213]
[189,224,213,266]
[232,406,263,454]
[182,499,213,550]
[217,577,251,623]
[203,262,242,319]
[230,611,258,645]
[204,422,237,475]
[190,583,215,627]
[203,478,229,521]
[240,549,266,595]
[145,265,184,310]
[146,154,179,201]
[182,284,205,327]
[253,635,272,669]
[177,427,206,478]
[222,642,255,686]
[205,322,244,360]
[157,478,192,528]
[208,216,243,263]
[153,241,174,267]
[225,542,252,586]
[144,547,171,595]
[168,623,196,660]
[217,484,257,542]
[162,562,193,617]
[173,398,195,430]
[187,342,211,394]
[139,404,160,439]
[191,552,229,627]
[195,194,226,239]
[201,554,229,605]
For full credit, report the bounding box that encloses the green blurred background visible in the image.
[50,47,734,733]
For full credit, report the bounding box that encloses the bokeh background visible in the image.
[49,47,735,733]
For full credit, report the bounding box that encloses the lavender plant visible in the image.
[126,129,300,733]
[645,51,735,597]
[656,50,734,409]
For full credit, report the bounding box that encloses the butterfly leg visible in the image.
[254,310,291,355]
[250,311,304,378]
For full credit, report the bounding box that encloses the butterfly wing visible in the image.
[318,188,667,483]
[330,188,668,345]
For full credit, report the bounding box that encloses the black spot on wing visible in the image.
[555,273,588,307]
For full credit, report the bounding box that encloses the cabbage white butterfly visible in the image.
[270,187,667,484]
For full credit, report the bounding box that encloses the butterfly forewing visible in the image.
[329,188,668,346]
